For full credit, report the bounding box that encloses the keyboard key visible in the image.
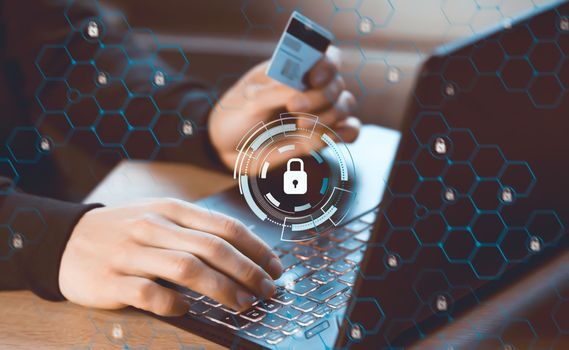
[338,238,365,252]
[202,296,221,307]
[310,270,336,284]
[244,323,271,338]
[276,306,301,320]
[281,321,301,335]
[188,301,211,315]
[310,236,334,251]
[345,249,365,264]
[339,270,358,286]
[266,331,286,344]
[296,313,316,327]
[303,256,329,271]
[312,304,332,318]
[322,247,347,261]
[329,229,353,242]
[221,306,240,315]
[291,298,317,312]
[241,307,266,322]
[354,229,372,242]
[271,289,295,305]
[305,320,331,339]
[275,241,296,253]
[183,289,203,300]
[327,293,350,309]
[345,220,370,233]
[307,281,349,303]
[256,299,281,313]
[276,265,312,287]
[328,260,354,275]
[287,279,319,296]
[205,308,250,330]
[292,245,318,260]
[261,315,288,330]
[280,254,300,271]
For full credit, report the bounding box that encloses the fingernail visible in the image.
[290,95,310,111]
[267,257,283,278]
[236,289,256,309]
[260,278,275,299]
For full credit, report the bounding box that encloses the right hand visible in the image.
[58,198,283,316]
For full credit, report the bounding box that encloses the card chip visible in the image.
[281,59,300,81]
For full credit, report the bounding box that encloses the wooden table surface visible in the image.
[0,161,235,350]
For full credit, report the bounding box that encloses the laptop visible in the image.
[152,1,569,348]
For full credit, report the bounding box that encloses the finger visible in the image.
[129,216,276,299]
[120,248,258,311]
[287,75,345,113]
[308,46,341,88]
[333,116,361,143]
[116,275,190,316]
[299,90,356,128]
[149,201,283,279]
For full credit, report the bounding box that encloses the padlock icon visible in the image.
[97,72,108,86]
[501,187,513,203]
[387,67,400,83]
[87,20,99,38]
[283,158,307,195]
[111,323,123,339]
[529,236,541,252]
[561,17,569,32]
[11,233,24,249]
[387,254,398,268]
[445,83,455,97]
[39,137,51,152]
[434,137,447,155]
[154,71,165,87]
[350,324,362,340]
[436,295,448,311]
[444,188,456,202]
[182,120,193,136]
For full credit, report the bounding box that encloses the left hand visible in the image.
[208,47,361,169]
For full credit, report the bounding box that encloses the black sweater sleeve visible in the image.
[0,177,101,301]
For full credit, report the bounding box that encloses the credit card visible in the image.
[266,11,334,91]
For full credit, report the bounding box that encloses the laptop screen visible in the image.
[339,2,569,348]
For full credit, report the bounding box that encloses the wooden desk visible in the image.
[0,161,235,350]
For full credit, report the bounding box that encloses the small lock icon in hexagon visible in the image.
[87,20,99,38]
[283,158,307,195]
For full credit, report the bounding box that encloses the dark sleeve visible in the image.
[0,177,102,301]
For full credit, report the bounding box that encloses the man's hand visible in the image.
[59,198,282,316]
[209,47,361,169]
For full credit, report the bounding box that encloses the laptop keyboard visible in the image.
[180,208,377,346]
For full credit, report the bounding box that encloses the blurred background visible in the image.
[102,0,558,129]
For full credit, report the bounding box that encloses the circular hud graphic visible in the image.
[233,113,356,242]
